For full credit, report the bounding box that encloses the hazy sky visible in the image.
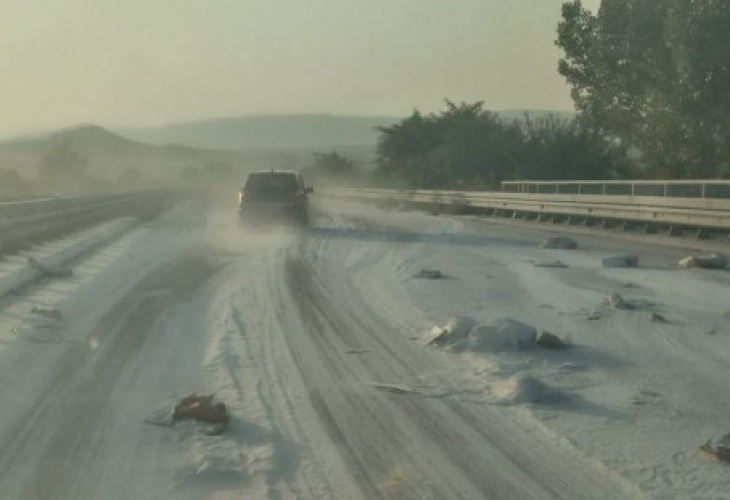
[0,0,601,137]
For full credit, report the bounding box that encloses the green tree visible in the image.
[664,1,730,177]
[376,101,523,188]
[518,115,632,180]
[309,151,355,176]
[556,0,730,178]
[375,100,630,188]
[376,109,442,185]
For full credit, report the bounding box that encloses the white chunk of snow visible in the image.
[454,317,537,353]
[429,315,478,344]
[488,375,566,405]
[678,253,727,269]
[540,236,578,250]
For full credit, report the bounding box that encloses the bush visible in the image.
[375,100,632,189]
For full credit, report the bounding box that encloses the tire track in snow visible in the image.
[0,252,217,500]
[209,248,347,500]
[272,216,643,499]
[282,252,502,499]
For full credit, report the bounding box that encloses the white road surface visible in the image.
[0,198,728,499]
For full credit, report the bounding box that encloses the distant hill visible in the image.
[0,124,256,182]
[0,124,379,187]
[0,124,218,160]
[0,110,576,180]
[118,111,574,151]
[120,114,401,151]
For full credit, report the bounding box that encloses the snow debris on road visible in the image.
[539,236,578,249]
[11,306,64,339]
[488,374,567,405]
[430,315,545,353]
[27,255,74,277]
[319,199,730,498]
[701,434,730,463]
[678,253,728,269]
[452,317,537,353]
[5,198,730,499]
[418,268,443,279]
[533,261,569,268]
[178,438,254,490]
[368,382,418,395]
[174,394,230,432]
[427,314,478,345]
[145,393,230,436]
[650,312,668,323]
[428,316,569,353]
[536,330,569,349]
[558,362,587,372]
[602,293,635,310]
[602,254,639,268]
[30,306,63,321]
[587,310,602,320]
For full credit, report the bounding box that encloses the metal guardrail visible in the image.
[0,191,180,253]
[0,193,130,220]
[502,180,730,199]
[0,191,165,220]
[324,187,730,235]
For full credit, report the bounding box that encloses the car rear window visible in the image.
[244,173,299,195]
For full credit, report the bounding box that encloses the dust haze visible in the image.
[0,1,592,198]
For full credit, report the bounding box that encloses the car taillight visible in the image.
[238,191,245,206]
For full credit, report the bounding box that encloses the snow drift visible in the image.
[488,375,567,405]
[430,316,540,353]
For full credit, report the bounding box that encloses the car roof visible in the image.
[249,170,300,176]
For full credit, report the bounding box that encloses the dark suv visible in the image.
[238,170,312,227]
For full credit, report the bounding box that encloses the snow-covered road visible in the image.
[0,198,727,499]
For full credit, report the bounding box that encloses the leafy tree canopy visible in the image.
[376,100,630,188]
[309,151,355,177]
[557,0,730,178]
